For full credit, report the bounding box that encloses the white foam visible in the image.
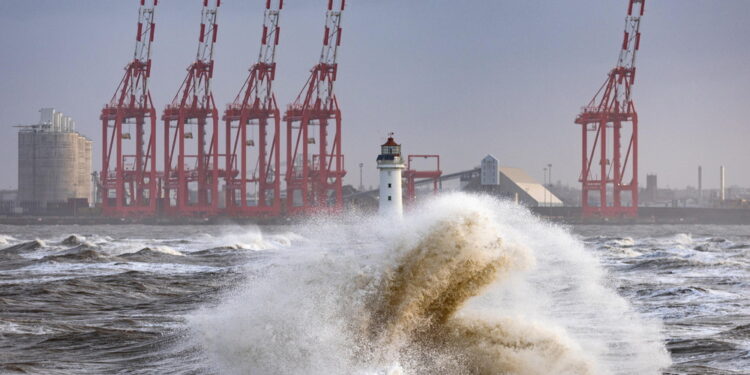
[210,226,297,251]
[146,246,185,256]
[0,319,57,335]
[0,234,17,245]
[187,193,671,374]
[6,259,220,278]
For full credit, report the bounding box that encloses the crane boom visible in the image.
[129,0,156,107]
[315,1,344,108]
[110,0,156,108]
[231,0,282,111]
[614,0,644,111]
[171,0,220,108]
[618,0,644,71]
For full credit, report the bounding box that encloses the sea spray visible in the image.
[187,193,670,374]
[361,203,595,374]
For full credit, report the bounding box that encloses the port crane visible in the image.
[223,0,283,216]
[284,0,346,214]
[575,0,645,217]
[162,0,221,216]
[100,0,159,217]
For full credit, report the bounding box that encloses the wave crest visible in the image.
[359,207,592,374]
[189,194,667,374]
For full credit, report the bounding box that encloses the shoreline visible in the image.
[1,207,749,225]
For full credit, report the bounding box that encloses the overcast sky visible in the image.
[0,0,748,191]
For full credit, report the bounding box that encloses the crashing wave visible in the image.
[188,193,669,374]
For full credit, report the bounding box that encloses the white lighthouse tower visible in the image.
[377,134,405,217]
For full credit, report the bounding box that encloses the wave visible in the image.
[130,246,185,257]
[636,286,710,300]
[0,240,45,254]
[626,255,745,271]
[0,234,17,245]
[61,234,87,246]
[43,247,110,263]
[208,228,299,251]
[0,240,48,263]
[671,233,694,246]
[38,244,183,264]
[720,323,750,339]
[667,337,737,356]
[188,193,670,374]
[361,212,591,373]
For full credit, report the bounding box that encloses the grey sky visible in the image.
[1,0,748,191]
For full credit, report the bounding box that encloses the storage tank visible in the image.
[17,109,92,212]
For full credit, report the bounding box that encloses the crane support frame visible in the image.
[404,155,442,205]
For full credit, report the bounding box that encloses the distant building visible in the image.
[480,155,499,186]
[464,157,563,207]
[17,108,92,213]
[498,167,563,207]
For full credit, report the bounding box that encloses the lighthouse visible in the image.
[377,134,405,217]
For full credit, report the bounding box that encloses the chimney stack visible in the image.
[698,166,702,201]
[719,166,725,202]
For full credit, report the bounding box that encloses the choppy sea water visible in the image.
[0,194,747,374]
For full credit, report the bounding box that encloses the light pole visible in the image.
[358,162,364,191]
[548,163,552,188]
[543,167,548,207]
[548,163,552,207]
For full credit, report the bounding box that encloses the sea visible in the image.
[0,193,747,374]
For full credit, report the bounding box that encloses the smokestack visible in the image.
[698,166,702,201]
[719,166,725,202]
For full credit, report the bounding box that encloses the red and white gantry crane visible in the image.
[575,0,645,217]
[284,0,346,215]
[162,0,221,216]
[101,0,158,217]
[223,0,283,217]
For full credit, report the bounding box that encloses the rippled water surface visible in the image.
[575,225,750,374]
[0,198,747,374]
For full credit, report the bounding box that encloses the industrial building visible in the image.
[474,155,562,207]
[497,167,563,207]
[17,108,92,213]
